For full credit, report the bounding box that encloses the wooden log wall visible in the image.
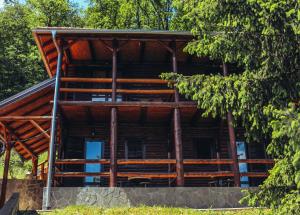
[59,119,267,187]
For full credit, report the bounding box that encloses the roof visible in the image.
[0,79,54,109]
[33,27,192,37]
[33,27,197,78]
[0,79,54,160]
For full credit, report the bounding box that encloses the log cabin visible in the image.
[0,28,273,208]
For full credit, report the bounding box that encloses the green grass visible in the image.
[30,206,272,215]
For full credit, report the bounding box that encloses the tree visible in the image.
[0,0,83,101]
[162,0,299,213]
[85,0,176,30]
[26,0,83,27]
[0,3,46,101]
[0,0,83,177]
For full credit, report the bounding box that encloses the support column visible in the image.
[172,42,184,186]
[109,39,118,187]
[174,108,184,186]
[45,31,63,209]
[0,131,11,208]
[110,107,117,187]
[32,157,38,177]
[223,63,240,187]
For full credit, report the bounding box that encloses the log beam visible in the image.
[60,77,168,84]
[30,120,50,140]
[32,157,38,177]
[174,108,184,186]
[109,108,117,187]
[109,40,118,187]
[0,122,37,159]
[223,63,240,187]
[60,88,174,95]
[0,116,52,121]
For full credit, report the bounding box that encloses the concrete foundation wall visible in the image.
[0,179,44,210]
[44,187,254,209]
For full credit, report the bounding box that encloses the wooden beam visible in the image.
[239,159,274,164]
[58,101,197,108]
[60,77,168,84]
[30,120,50,140]
[158,40,173,53]
[60,88,175,94]
[55,172,110,177]
[0,122,37,159]
[32,157,38,177]
[183,159,233,165]
[112,39,118,102]
[223,63,240,187]
[0,116,52,121]
[55,159,110,165]
[184,171,234,178]
[110,107,117,187]
[174,108,184,186]
[33,34,52,77]
[240,172,269,177]
[52,158,273,165]
[53,171,254,179]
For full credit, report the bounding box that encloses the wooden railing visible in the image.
[53,158,273,179]
[60,77,174,95]
[37,160,48,181]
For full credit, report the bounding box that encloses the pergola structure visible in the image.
[0,28,274,209]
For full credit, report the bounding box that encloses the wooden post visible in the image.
[109,39,118,187]
[172,42,184,186]
[109,108,117,187]
[223,63,240,187]
[112,39,118,102]
[32,157,38,177]
[0,131,11,208]
[41,162,45,181]
[174,108,184,186]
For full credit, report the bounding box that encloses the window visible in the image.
[125,138,145,159]
[85,140,104,186]
[194,138,214,159]
[236,141,249,187]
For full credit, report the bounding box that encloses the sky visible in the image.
[0,0,3,9]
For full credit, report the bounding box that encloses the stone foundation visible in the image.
[0,179,44,210]
[44,187,254,209]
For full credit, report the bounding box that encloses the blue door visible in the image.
[236,141,249,187]
[85,140,104,186]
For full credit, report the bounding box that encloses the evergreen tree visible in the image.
[162,0,300,213]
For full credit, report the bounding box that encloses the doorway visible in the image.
[84,139,104,186]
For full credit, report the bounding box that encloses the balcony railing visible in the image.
[60,77,175,102]
[53,158,274,181]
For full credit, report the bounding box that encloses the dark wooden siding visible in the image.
[59,117,267,187]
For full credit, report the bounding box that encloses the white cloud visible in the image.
[0,0,4,9]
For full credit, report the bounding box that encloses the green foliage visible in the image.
[85,0,180,30]
[162,0,300,214]
[0,149,32,179]
[0,3,45,100]
[26,0,84,27]
[0,0,83,101]
[241,104,300,214]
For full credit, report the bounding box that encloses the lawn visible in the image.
[24,206,272,215]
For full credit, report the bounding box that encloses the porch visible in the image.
[42,102,273,188]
